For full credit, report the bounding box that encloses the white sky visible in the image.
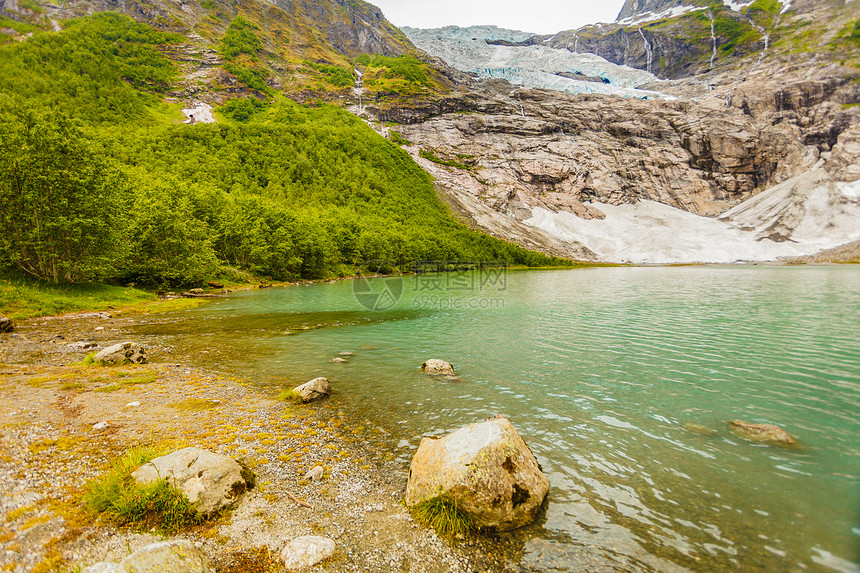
[367,0,627,35]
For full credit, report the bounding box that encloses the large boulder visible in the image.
[82,541,213,573]
[93,342,147,365]
[280,536,336,570]
[421,359,455,376]
[405,415,549,531]
[132,448,255,516]
[0,316,13,333]
[292,377,331,403]
[729,420,797,446]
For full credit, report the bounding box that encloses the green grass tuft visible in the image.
[83,447,201,533]
[276,388,304,404]
[410,495,474,538]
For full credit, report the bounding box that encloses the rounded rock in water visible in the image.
[405,415,549,531]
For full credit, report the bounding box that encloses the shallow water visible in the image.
[133,266,860,572]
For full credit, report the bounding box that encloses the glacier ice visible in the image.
[403,25,668,100]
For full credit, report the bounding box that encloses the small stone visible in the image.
[80,563,124,573]
[421,359,455,376]
[93,342,147,365]
[189,288,205,295]
[0,316,15,333]
[93,421,109,431]
[280,536,336,570]
[125,401,142,408]
[339,351,354,356]
[292,377,331,403]
[207,281,224,289]
[95,326,104,331]
[120,540,213,572]
[331,357,348,363]
[68,341,98,350]
[304,466,325,481]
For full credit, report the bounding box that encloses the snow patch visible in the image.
[182,102,215,124]
[523,171,860,264]
[723,0,755,11]
[779,0,793,13]
[617,5,705,26]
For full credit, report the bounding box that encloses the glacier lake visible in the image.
[132,266,860,572]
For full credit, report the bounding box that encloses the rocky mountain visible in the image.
[1,0,858,264]
[369,2,859,263]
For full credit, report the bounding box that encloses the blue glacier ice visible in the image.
[403,25,669,99]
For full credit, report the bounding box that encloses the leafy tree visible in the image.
[0,108,127,283]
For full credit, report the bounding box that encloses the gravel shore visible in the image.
[0,308,517,573]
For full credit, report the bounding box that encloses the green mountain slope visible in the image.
[0,13,567,288]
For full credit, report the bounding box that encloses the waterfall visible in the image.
[707,10,718,70]
[638,29,653,74]
[744,14,770,72]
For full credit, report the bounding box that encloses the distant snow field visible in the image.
[524,171,860,264]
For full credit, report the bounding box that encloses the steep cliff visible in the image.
[366,1,860,263]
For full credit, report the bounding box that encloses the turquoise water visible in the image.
[135,266,860,572]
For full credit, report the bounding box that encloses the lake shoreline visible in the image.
[0,308,517,572]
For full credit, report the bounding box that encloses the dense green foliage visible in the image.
[0,109,127,282]
[310,62,355,87]
[0,14,569,289]
[220,16,262,60]
[367,55,431,86]
[84,447,201,533]
[0,12,179,124]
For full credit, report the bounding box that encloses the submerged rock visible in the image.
[293,377,331,403]
[405,415,549,531]
[331,357,348,363]
[280,536,335,570]
[684,422,716,436]
[729,420,797,445]
[132,447,255,516]
[0,316,14,333]
[93,342,147,365]
[122,540,213,573]
[421,359,455,376]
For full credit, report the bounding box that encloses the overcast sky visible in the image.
[367,0,627,35]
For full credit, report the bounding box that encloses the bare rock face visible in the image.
[421,359,455,376]
[0,316,13,333]
[405,416,549,531]
[132,448,255,516]
[729,420,797,446]
[93,342,147,365]
[293,377,331,402]
[280,536,336,570]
